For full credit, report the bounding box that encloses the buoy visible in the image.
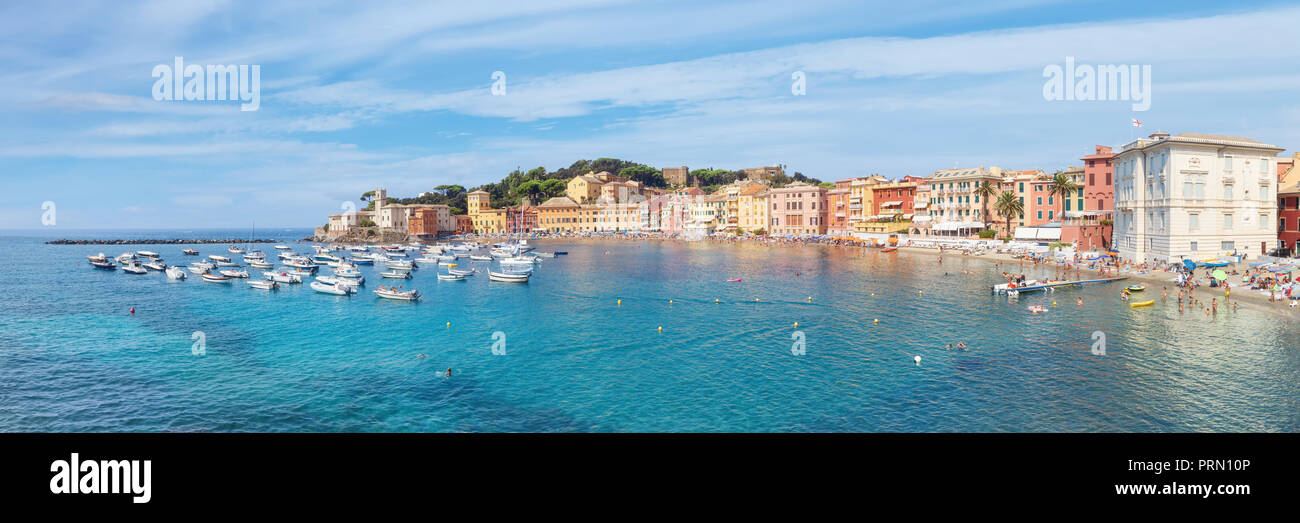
[807,296,812,302]
[919,291,923,296]
[914,355,922,365]
[617,299,622,306]
[446,321,450,328]
[1052,301,1057,306]
[715,298,719,303]
[129,307,135,315]
[793,322,799,328]
[669,300,673,305]
[870,293,874,297]
[873,319,879,324]
[755,298,760,302]
[657,326,662,333]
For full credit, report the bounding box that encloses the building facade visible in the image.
[768,181,827,236]
[1113,132,1284,263]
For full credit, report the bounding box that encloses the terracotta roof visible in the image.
[538,196,579,208]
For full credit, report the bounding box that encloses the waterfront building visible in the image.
[535,196,581,233]
[825,180,851,236]
[455,215,473,235]
[565,171,626,204]
[689,193,727,229]
[925,166,1002,236]
[1082,145,1116,212]
[911,182,931,234]
[506,206,538,234]
[769,181,827,236]
[663,166,689,186]
[848,175,888,232]
[406,205,454,238]
[1113,131,1284,263]
[744,165,785,182]
[467,189,507,234]
[1277,162,1300,254]
[736,184,771,233]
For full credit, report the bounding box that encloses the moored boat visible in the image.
[380,270,412,279]
[311,281,353,295]
[374,286,420,301]
[263,271,303,284]
[248,280,279,290]
[201,273,233,283]
[437,273,466,281]
[182,249,199,255]
[122,262,148,274]
[165,266,187,280]
[488,271,530,283]
[219,269,250,278]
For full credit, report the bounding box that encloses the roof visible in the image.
[538,196,580,208]
[1120,132,1283,154]
[467,189,489,195]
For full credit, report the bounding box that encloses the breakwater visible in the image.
[46,238,278,245]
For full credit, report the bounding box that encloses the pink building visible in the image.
[769,181,828,236]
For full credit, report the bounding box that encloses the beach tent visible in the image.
[1182,259,1197,270]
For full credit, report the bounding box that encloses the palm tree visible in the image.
[994,191,1023,239]
[1046,172,1081,220]
[974,180,998,227]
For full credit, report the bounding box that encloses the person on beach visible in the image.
[1162,287,1167,301]
[1211,298,1218,315]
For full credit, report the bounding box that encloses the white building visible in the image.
[1113,132,1284,264]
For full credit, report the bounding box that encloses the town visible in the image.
[319,131,1298,267]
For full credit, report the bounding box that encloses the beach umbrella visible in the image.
[1212,269,1227,281]
[1182,259,1197,271]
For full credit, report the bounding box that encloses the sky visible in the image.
[2,0,1299,229]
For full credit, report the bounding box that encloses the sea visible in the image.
[2,228,1297,432]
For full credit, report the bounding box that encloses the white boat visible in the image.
[142,261,167,271]
[437,273,466,281]
[374,286,420,301]
[387,260,415,270]
[274,245,292,250]
[315,275,359,288]
[488,271,529,283]
[165,267,187,280]
[201,273,232,283]
[116,252,137,263]
[312,254,341,264]
[347,246,369,252]
[284,268,315,277]
[385,250,408,258]
[228,245,245,254]
[347,256,374,265]
[248,280,279,290]
[380,270,412,279]
[448,267,475,276]
[190,260,216,270]
[535,252,556,258]
[188,266,210,275]
[219,269,250,278]
[89,258,116,270]
[311,281,353,295]
[248,260,274,269]
[136,250,160,259]
[122,262,148,274]
[209,255,232,263]
[182,249,199,255]
[469,255,493,261]
[263,271,302,284]
[334,266,364,278]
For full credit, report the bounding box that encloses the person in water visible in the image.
[445,368,452,377]
[956,341,967,351]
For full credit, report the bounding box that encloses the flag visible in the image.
[1131,118,1142,127]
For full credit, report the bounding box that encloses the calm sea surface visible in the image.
[2,228,1297,432]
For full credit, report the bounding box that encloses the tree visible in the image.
[360,190,376,202]
[619,165,665,188]
[358,217,376,227]
[1047,172,1081,219]
[540,179,566,196]
[974,180,998,226]
[513,180,545,204]
[994,191,1023,239]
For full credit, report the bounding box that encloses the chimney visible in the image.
[1149,131,1169,141]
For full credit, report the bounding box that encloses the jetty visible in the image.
[46,238,277,245]
[991,276,1127,294]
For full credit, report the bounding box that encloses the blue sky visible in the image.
[2,0,1298,228]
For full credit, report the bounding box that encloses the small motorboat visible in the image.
[347,256,374,265]
[374,286,420,301]
[201,273,233,283]
[165,266,187,280]
[534,252,556,258]
[1125,284,1146,292]
[88,253,116,269]
[311,281,353,295]
[228,245,245,254]
[882,247,898,253]
[182,249,199,255]
[116,252,137,263]
[387,260,415,270]
[727,278,742,282]
[470,255,493,261]
[380,270,412,279]
[136,250,161,259]
[1130,299,1155,308]
[220,269,250,278]
[553,251,568,256]
[316,276,360,288]
[437,273,466,281]
[448,267,475,276]
[121,261,148,274]
[248,280,279,290]
[248,260,274,269]
[334,266,364,278]
[274,245,292,250]
[489,271,530,283]
[142,261,167,271]
[264,271,302,284]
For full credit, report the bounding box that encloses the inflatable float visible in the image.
[1130,299,1155,307]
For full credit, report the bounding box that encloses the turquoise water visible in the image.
[2,229,1298,432]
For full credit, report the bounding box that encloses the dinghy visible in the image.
[374,286,420,301]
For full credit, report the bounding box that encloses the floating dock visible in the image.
[991,276,1128,294]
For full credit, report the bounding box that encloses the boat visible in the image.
[201,273,233,283]
[380,270,412,279]
[122,262,148,274]
[136,250,160,259]
[311,281,353,295]
[489,271,530,283]
[89,258,117,269]
[374,286,420,301]
[437,273,466,281]
[1130,299,1155,307]
[334,265,364,278]
[554,251,568,255]
[312,254,342,264]
[263,271,303,284]
[1125,284,1146,292]
[248,260,274,269]
[165,267,187,280]
[209,255,232,263]
[448,267,475,276]
[228,245,245,254]
[882,247,898,253]
[248,280,278,290]
[142,261,167,271]
[188,266,210,275]
[116,252,137,263]
[386,260,415,270]
[274,245,292,250]
[182,249,199,255]
[727,277,743,282]
[991,277,1126,294]
[347,256,374,265]
[470,255,493,261]
[347,246,369,252]
[315,276,360,288]
[219,269,250,278]
[534,252,556,258]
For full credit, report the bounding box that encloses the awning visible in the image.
[881,201,903,207]
[1013,227,1063,240]
[913,202,928,209]
[912,216,932,223]
[902,214,914,219]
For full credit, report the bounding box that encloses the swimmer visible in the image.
[1076,297,1083,307]
[956,341,967,351]
[445,368,452,377]
[417,353,426,359]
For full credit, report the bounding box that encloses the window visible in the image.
[1037,211,1042,220]
[1036,197,1042,205]
[1223,184,1233,199]
[1089,173,1095,185]
[1260,185,1269,201]
[1223,213,1233,230]
[1224,156,1233,171]
[1222,241,1235,250]
[1260,158,1269,174]
[1261,214,1269,230]
[1105,172,1111,185]
[1065,200,1071,211]
[1188,213,1199,231]
[1190,241,1199,252]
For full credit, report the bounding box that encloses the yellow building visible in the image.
[536,196,581,232]
[849,176,888,233]
[737,184,770,232]
[467,189,507,234]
